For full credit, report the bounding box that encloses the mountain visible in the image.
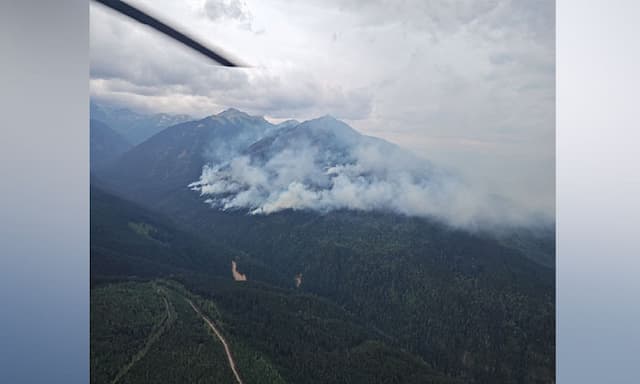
[90,101,192,145]
[244,115,385,162]
[90,186,458,384]
[94,108,555,383]
[90,119,132,171]
[190,115,461,222]
[97,118,208,205]
[98,112,435,214]
[97,108,280,206]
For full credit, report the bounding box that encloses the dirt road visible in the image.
[187,299,243,384]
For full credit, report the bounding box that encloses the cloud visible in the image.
[90,2,372,119]
[203,0,253,30]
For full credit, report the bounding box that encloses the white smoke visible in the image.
[189,119,547,229]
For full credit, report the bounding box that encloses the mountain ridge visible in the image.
[90,101,193,145]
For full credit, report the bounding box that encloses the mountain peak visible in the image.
[213,108,273,127]
[305,114,350,127]
[298,115,360,140]
[316,114,339,122]
[217,108,251,118]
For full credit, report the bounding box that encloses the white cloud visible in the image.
[204,0,249,21]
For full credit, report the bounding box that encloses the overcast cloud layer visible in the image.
[90,0,555,221]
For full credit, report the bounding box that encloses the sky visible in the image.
[90,0,555,221]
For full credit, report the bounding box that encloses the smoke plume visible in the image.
[189,116,549,229]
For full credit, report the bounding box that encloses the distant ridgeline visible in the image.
[90,107,555,384]
[91,101,192,145]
